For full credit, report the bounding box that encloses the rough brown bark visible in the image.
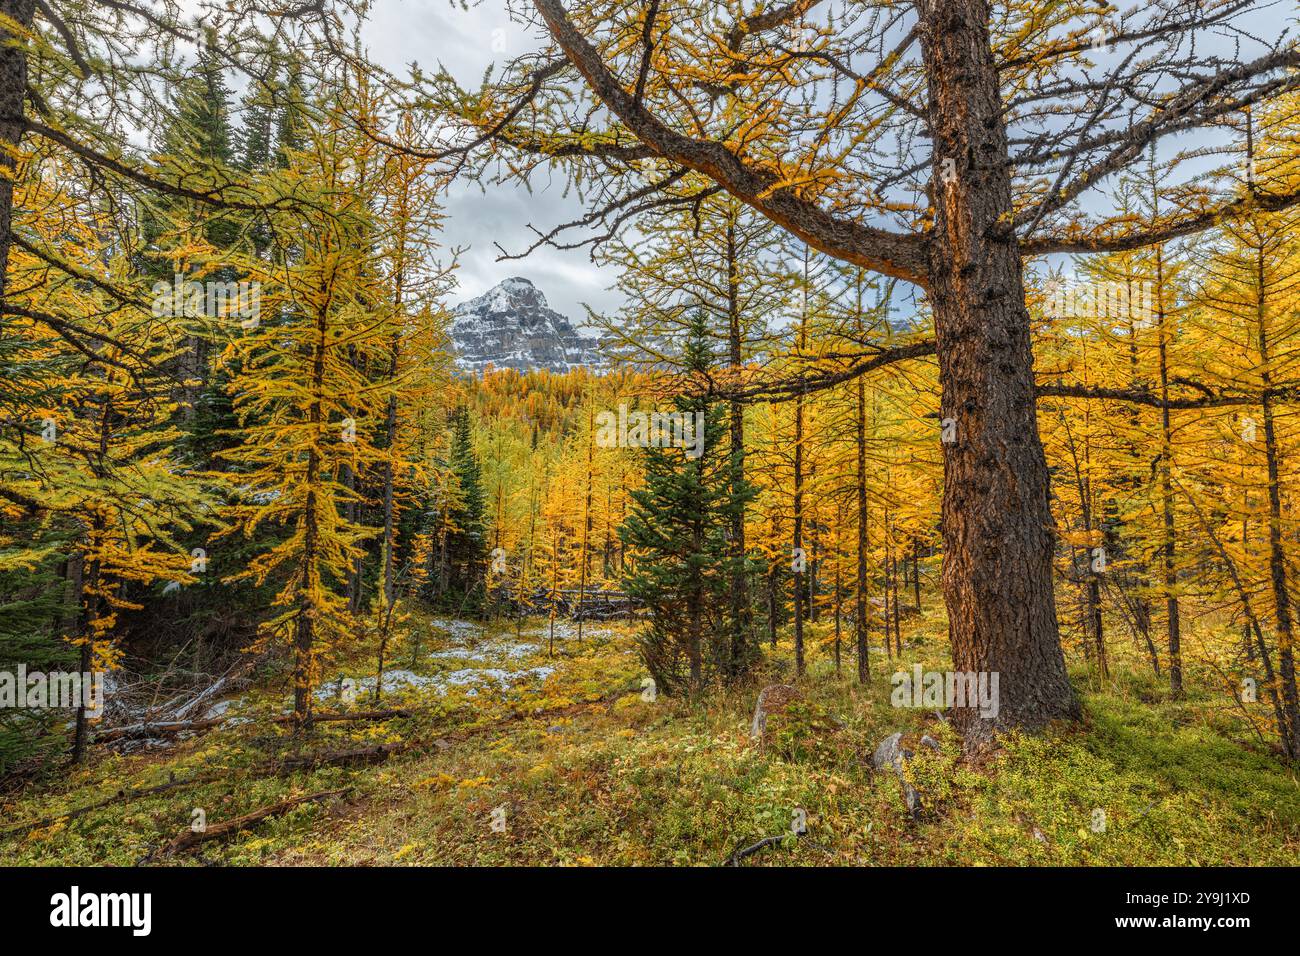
[532,0,1082,743]
[381,387,399,604]
[920,0,1079,743]
[890,532,902,655]
[0,0,33,302]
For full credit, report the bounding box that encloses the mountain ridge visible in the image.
[449,277,600,374]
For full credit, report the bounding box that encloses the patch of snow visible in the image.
[314,663,555,702]
[427,618,483,643]
[441,666,555,689]
[522,621,618,643]
[429,641,540,663]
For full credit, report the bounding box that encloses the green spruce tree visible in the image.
[621,313,756,695]
[423,407,488,611]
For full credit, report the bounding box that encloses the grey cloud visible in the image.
[363,0,623,328]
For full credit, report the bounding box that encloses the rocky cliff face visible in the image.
[449,277,600,374]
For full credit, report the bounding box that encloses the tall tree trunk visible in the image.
[576,401,594,641]
[833,522,843,678]
[59,552,83,638]
[1062,411,1108,679]
[70,537,98,765]
[1121,278,1159,679]
[72,390,116,764]
[603,484,613,577]
[855,299,871,684]
[342,461,362,615]
[725,219,754,676]
[1081,423,1107,678]
[912,539,922,610]
[1255,243,1300,753]
[888,525,902,655]
[1242,480,1255,662]
[921,0,1079,744]
[792,251,808,675]
[809,463,819,624]
[382,389,399,607]
[382,170,410,613]
[0,0,33,301]
[1154,243,1182,696]
[375,376,399,703]
[766,553,778,648]
[882,511,894,657]
[294,301,329,727]
[70,596,94,764]
[792,386,805,676]
[689,497,704,691]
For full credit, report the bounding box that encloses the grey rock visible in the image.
[450,277,601,374]
[872,732,924,817]
[920,734,941,752]
[749,684,800,740]
[902,781,922,814]
[871,731,905,771]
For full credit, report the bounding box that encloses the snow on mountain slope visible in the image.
[449,277,600,374]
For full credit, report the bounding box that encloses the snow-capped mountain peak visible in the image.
[450,277,599,374]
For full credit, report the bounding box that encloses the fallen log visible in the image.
[170,659,259,721]
[149,787,352,860]
[265,741,416,773]
[0,773,223,839]
[16,689,634,845]
[270,708,421,725]
[253,692,630,777]
[723,830,831,866]
[94,716,230,744]
[724,833,791,865]
[96,707,424,745]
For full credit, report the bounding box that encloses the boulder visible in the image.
[871,732,907,770]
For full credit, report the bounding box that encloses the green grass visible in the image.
[3,608,1297,866]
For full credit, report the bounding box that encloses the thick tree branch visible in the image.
[1022,187,1300,256]
[725,0,825,52]
[34,0,94,78]
[1036,382,1300,409]
[530,0,929,285]
[1015,46,1300,231]
[23,120,283,211]
[717,339,937,403]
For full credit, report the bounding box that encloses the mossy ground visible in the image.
[3,604,1297,866]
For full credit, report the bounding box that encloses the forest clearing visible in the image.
[1,0,1299,925]
[6,608,1298,866]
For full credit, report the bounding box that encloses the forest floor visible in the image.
[3,604,1299,866]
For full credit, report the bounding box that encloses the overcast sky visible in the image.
[344,0,1284,326]
[362,0,624,324]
